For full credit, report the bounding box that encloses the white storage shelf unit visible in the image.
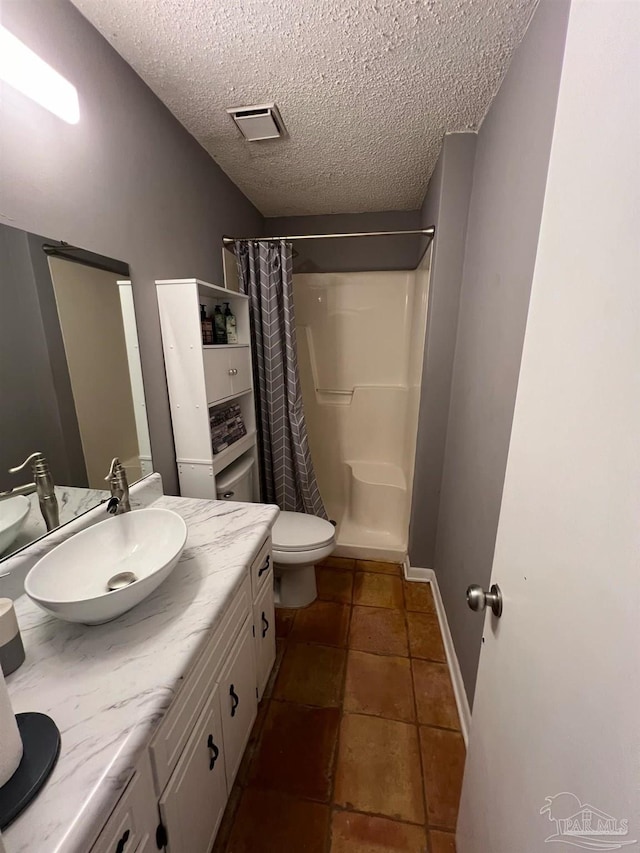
[156,278,259,499]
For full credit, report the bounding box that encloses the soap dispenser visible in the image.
[214,305,227,344]
[224,302,238,344]
[200,304,214,345]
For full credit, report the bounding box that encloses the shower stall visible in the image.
[293,247,431,560]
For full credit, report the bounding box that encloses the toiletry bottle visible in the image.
[224,302,238,344]
[214,305,227,344]
[200,304,214,345]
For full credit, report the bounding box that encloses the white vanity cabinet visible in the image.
[89,537,275,853]
[89,753,158,853]
[254,570,276,699]
[250,538,277,701]
[153,582,257,853]
[158,684,227,853]
[216,616,257,790]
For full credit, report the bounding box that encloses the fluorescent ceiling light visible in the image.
[0,25,79,124]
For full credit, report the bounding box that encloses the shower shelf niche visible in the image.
[156,278,259,501]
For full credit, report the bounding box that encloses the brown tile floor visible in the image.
[213,557,464,853]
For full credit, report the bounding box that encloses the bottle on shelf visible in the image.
[200,304,214,345]
[213,305,227,344]
[224,302,238,344]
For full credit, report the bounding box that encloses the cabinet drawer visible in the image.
[216,615,257,790]
[250,537,272,599]
[228,347,252,395]
[150,577,251,792]
[159,684,227,853]
[90,753,158,853]
[254,573,276,701]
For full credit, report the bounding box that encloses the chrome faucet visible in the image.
[0,452,60,531]
[105,458,131,515]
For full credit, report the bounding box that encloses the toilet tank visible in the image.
[216,455,255,502]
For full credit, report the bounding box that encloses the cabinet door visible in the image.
[203,348,232,403]
[217,616,257,790]
[250,538,272,600]
[228,347,252,396]
[90,753,158,853]
[254,573,276,701]
[159,685,227,853]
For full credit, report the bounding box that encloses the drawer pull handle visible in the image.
[228,368,238,375]
[261,611,269,638]
[115,828,130,853]
[230,684,239,717]
[156,822,168,849]
[258,555,270,577]
[207,734,220,769]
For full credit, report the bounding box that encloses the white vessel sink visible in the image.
[0,496,30,555]
[25,508,187,625]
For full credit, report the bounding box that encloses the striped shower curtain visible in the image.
[235,239,327,518]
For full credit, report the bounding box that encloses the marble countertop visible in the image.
[1,486,109,563]
[3,486,278,853]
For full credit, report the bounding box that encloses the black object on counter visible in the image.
[0,712,61,829]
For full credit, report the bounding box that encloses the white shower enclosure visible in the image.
[294,248,431,560]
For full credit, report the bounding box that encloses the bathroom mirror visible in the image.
[0,223,152,561]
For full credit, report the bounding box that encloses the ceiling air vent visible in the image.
[227,103,286,141]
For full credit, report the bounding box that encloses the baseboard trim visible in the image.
[404,563,471,746]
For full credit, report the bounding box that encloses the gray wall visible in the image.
[431,0,571,704]
[409,133,477,569]
[0,0,263,494]
[0,225,85,490]
[265,210,421,272]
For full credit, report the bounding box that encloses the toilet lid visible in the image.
[272,511,335,552]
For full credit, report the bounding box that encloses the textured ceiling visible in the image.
[71,0,538,216]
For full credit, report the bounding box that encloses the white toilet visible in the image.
[216,457,336,608]
[271,511,336,608]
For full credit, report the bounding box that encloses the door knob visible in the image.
[466,583,503,617]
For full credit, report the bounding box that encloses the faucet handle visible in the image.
[9,452,46,475]
[105,458,124,481]
[105,458,130,514]
[105,458,129,493]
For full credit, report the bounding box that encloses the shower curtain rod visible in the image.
[222,226,435,245]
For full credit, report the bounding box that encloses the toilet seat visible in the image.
[272,511,335,553]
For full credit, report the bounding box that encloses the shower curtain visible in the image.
[235,240,327,518]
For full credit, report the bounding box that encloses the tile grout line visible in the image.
[330,802,433,829]
[241,778,449,833]
[324,584,354,853]
[404,581,433,852]
[268,697,461,733]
